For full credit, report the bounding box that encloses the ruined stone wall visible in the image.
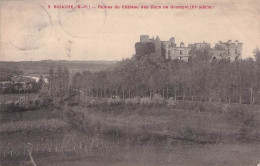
[168,47,191,61]
[140,35,150,43]
[135,42,155,56]
[137,35,242,62]
[155,37,162,57]
[214,42,243,61]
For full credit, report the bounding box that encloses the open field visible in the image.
[67,103,260,144]
[0,93,37,103]
[0,100,260,166]
[2,142,260,166]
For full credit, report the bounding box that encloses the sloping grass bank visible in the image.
[66,102,260,144]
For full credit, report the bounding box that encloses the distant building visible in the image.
[136,35,194,62]
[189,42,211,49]
[161,38,191,62]
[135,35,242,62]
[140,35,155,43]
[213,40,243,61]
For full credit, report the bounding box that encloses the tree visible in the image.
[72,72,83,102]
[38,75,44,90]
[253,48,260,66]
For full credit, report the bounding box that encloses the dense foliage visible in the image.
[71,48,260,104]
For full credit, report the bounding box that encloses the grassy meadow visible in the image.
[0,96,260,166]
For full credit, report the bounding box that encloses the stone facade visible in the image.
[162,40,191,62]
[189,42,211,49]
[135,35,242,62]
[136,35,193,62]
[140,35,155,43]
[213,40,243,61]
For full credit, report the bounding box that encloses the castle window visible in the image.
[235,49,237,54]
[228,49,230,54]
[180,50,183,55]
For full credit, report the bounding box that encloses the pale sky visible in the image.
[0,0,259,61]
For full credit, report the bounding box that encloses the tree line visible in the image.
[39,67,70,103]
[66,48,260,104]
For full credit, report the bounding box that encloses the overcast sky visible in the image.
[0,0,259,61]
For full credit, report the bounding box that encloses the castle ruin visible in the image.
[135,35,242,62]
[213,40,243,61]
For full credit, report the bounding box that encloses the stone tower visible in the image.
[169,37,176,47]
[140,35,150,43]
[155,36,162,57]
[214,40,243,61]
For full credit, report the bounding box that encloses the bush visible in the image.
[5,100,15,107]
[97,98,108,106]
[18,96,29,109]
[124,98,132,105]
[2,100,16,112]
[34,97,41,106]
[40,98,52,107]
[184,101,206,111]
[124,97,141,107]
[140,97,152,106]
[131,96,141,105]
[167,97,177,107]
[152,94,164,105]
[169,100,221,112]
[226,105,259,142]
[107,97,124,106]
[79,97,98,107]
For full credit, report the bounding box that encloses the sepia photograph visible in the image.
[0,0,260,165]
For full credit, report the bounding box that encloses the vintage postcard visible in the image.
[0,0,260,165]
